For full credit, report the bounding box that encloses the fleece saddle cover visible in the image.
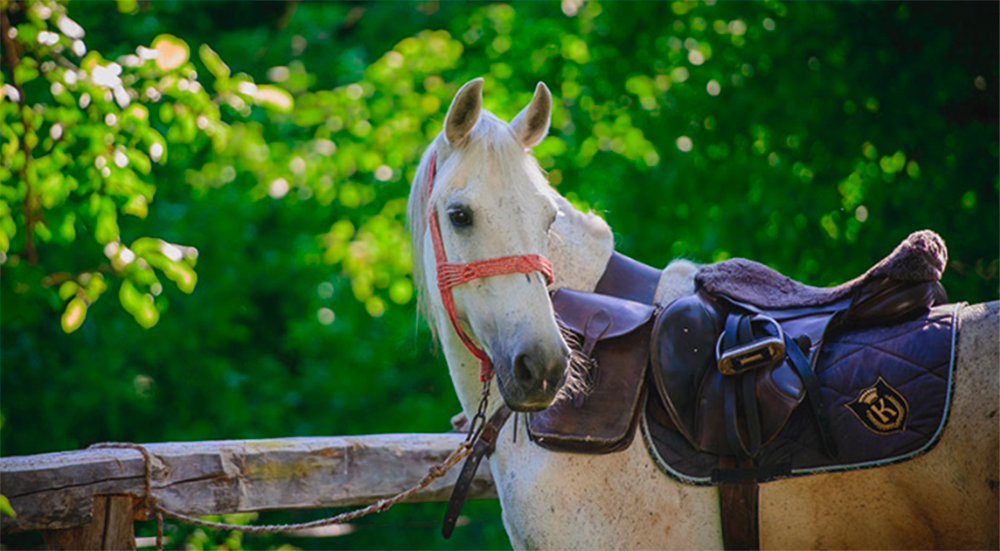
[642,302,962,485]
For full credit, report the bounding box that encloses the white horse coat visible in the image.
[409,79,1000,550]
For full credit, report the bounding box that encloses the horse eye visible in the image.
[448,206,473,228]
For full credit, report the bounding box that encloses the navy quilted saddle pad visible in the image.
[642,303,962,485]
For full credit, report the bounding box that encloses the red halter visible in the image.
[425,152,555,382]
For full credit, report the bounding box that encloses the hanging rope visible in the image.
[89,440,474,550]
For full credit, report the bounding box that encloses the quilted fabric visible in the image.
[642,303,961,485]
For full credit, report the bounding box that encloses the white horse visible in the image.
[407,78,999,549]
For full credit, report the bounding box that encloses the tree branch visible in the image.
[1,5,39,266]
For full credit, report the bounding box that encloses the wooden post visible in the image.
[42,496,135,551]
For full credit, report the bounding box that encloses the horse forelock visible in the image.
[408,110,556,334]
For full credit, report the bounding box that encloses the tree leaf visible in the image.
[151,34,189,70]
[199,44,230,80]
[58,281,79,300]
[0,495,16,518]
[61,297,87,334]
[254,85,294,113]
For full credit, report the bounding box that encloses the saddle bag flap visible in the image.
[552,288,656,340]
[528,289,654,454]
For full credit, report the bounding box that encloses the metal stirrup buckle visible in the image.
[716,315,786,376]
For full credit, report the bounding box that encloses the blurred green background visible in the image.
[1,0,996,549]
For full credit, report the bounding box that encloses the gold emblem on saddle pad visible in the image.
[846,377,909,434]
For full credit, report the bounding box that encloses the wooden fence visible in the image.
[0,433,496,549]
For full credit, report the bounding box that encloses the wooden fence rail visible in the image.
[0,433,496,548]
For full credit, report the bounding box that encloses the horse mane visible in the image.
[407,110,556,337]
[406,132,445,337]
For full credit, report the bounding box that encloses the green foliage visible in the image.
[1,1,996,550]
[0,494,16,518]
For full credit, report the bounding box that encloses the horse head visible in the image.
[408,78,569,412]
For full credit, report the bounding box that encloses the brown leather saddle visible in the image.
[532,231,947,458]
[527,230,949,549]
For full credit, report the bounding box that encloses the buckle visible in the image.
[716,315,786,376]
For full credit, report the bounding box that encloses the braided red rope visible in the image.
[426,153,554,381]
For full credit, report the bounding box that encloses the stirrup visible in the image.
[716,316,785,376]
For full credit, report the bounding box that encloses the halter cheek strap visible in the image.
[426,152,555,381]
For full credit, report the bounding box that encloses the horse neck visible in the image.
[546,196,615,293]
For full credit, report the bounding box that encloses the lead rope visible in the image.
[88,382,492,551]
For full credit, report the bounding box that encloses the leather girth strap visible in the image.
[442,405,512,539]
[717,456,760,550]
[596,252,762,551]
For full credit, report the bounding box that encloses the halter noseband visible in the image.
[426,152,555,382]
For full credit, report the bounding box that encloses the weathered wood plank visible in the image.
[42,496,136,550]
[1,433,496,534]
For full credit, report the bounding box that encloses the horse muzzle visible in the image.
[494,340,569,412]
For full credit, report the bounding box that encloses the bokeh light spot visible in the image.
[269,178,290,199]
[317,307,335,325]
[318,282,334,299]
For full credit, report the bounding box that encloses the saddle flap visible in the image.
[649,293,724,446]
[552,288,655,340]
[650,292,807,456]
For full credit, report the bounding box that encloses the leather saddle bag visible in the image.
[528,289,655,453]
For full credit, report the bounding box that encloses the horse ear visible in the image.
[511,82,552,149]
[444,78,484,147]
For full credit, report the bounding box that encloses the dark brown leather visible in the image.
[529,289,654,453]
[718,456,760,551]
[594,252,662,304]
[442,405,512,539]
[837,278,947,331]
[554,288,656,343]
[650,292,806,457]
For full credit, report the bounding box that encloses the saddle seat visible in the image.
[697,229,947,310]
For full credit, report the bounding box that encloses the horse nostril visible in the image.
[513,353,536,387]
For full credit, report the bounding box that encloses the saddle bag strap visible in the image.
[718,455,760,551]
[783,334,838,459]
[442,405,512,539]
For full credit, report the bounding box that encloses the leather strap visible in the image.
[442,405,512,538]
[594,252,662,304]
[783,334,838,459]
[718,455,760,551]
[724,377,748,458]
[741,372,761,458]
